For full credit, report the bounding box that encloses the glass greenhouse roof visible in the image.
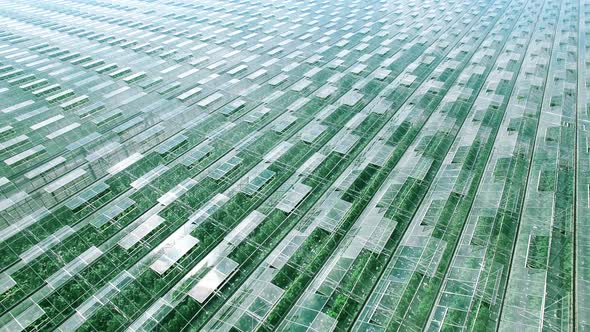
[0,0,587,331]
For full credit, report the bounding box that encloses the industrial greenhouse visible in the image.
[0,0,587,331]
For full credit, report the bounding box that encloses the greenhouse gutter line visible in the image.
[495,0,564,328]
[573,0,584,328]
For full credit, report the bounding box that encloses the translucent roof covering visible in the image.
[0,0,586,330]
